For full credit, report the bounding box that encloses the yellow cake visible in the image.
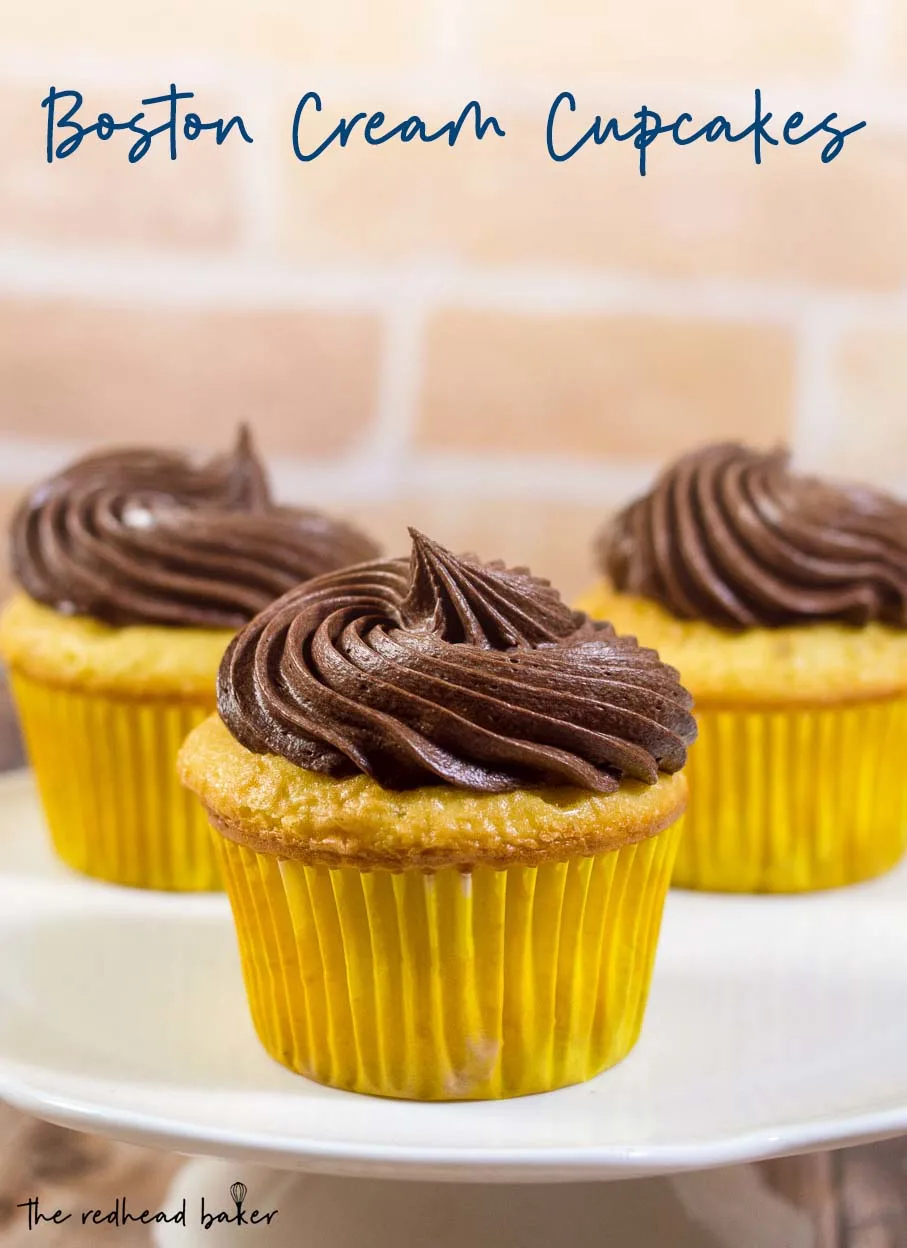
[582,442,907,893]
[0,593,233,890]
[0,429,378,891]
[179,530,697,1100]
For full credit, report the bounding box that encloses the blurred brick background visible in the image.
[0,0,904,602]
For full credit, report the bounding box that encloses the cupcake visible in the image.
[578,442,907,893]
[178,529,696,1100]
[0,428,379,891]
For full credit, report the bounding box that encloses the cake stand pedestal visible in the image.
[151,1155,812,1248]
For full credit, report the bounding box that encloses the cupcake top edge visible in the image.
[598,441,907,631]
[9,425,381,630]
[215,528,698,795]
[178,716,689,867]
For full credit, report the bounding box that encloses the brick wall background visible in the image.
[0,0,904,602]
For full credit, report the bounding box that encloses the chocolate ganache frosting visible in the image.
[217,529,697,793]
[11,427,380,629]
[601,443,907,630]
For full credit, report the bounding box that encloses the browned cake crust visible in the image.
[179,715,688,870]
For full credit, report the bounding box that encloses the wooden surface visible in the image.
[0,677,906,1247]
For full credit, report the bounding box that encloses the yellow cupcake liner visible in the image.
[677,697,907,893]
[213,820,682,1100]
[9,669,220,891]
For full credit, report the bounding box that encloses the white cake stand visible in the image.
[1,770,906,1247]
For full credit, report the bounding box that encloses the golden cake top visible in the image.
[178,714,688,867]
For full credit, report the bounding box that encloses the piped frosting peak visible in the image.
[217,530,697,793]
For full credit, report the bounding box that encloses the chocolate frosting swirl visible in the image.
[11,428,380,629]
[601,442,907,630]
[217,530,697,793]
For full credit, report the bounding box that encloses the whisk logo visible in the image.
[231,1182,247,1221]
[199,1179,278,1230]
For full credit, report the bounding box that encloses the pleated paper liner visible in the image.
[675,696,907,893]
[213,820,682,1101]
[10,670,220,891]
